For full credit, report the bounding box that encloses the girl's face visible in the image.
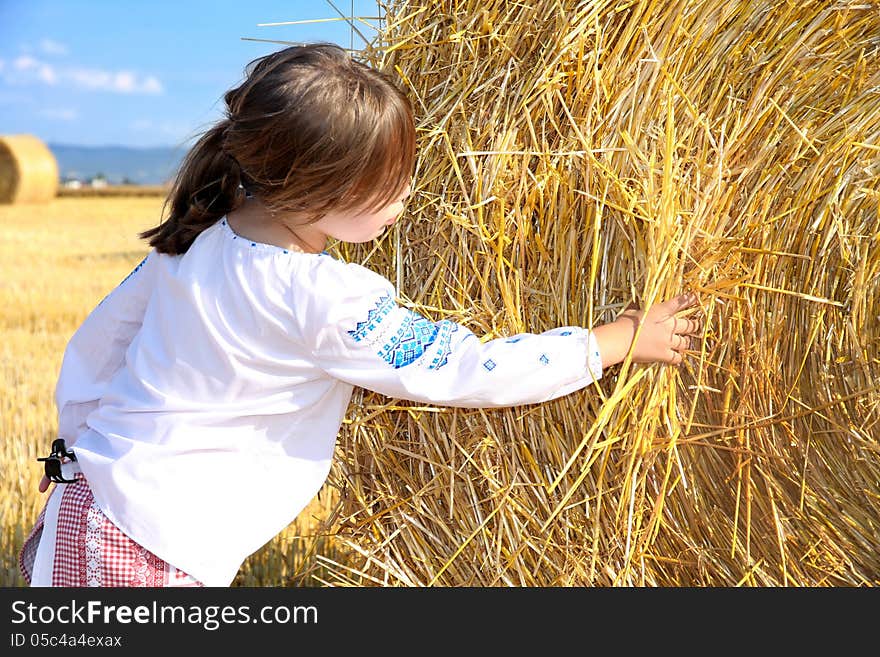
[312,186,411,244]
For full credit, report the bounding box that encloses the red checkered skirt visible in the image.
[19,471,202,587]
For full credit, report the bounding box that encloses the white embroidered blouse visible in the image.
[55,217,604,586]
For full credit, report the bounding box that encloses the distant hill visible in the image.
[48,143,187,186]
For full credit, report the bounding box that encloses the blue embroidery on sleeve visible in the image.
[483,359,497,371]
[539,354,550,365]
[348,294,395,343]
[560,330,572,336]
[378,311,441,368]
[349,295,460,370]
[505,337,522,343]
[427,321,457,370]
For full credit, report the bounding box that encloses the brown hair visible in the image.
[140,43,416,255]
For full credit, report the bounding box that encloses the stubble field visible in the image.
[0,196,340,587]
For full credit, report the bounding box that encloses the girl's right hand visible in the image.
[38,475,51,493]
[592,292,702,367]
[620,291,702,365]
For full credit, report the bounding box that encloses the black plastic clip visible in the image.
[37,438,78,484]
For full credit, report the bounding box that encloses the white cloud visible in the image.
[38,64,57,84]
[39,39,69,56]
[68,66,164,94]
[113,71,137,93]
[40,107,78,121]
[2,53,162,94]
[13,55,40,70]
[67,67,110,89]
[11,55,57,85]
[142,76,162,94]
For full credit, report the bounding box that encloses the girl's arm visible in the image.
[54,251,158,447]
[301,262,700,408]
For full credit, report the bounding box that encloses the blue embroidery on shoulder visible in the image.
[119,255,149,287]
[378,311,440,368]
[483,359,497,371]
[560,330,572,336]
[505,337,522,343]
[348,294,395,343]
[539,353,550,365]
[97,254,149,307]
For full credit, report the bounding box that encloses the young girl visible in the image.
[19,43,701,587]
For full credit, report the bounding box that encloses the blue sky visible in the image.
[0,1,381,148]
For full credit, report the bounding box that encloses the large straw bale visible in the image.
[0,134,58,204]
[319,0,879,586]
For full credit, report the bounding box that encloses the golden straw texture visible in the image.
[0,134,59,204]
[316,0,880,586]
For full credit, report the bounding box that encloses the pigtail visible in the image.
[139,120,245,255]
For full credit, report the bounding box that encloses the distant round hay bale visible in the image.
[0,134,58,204]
